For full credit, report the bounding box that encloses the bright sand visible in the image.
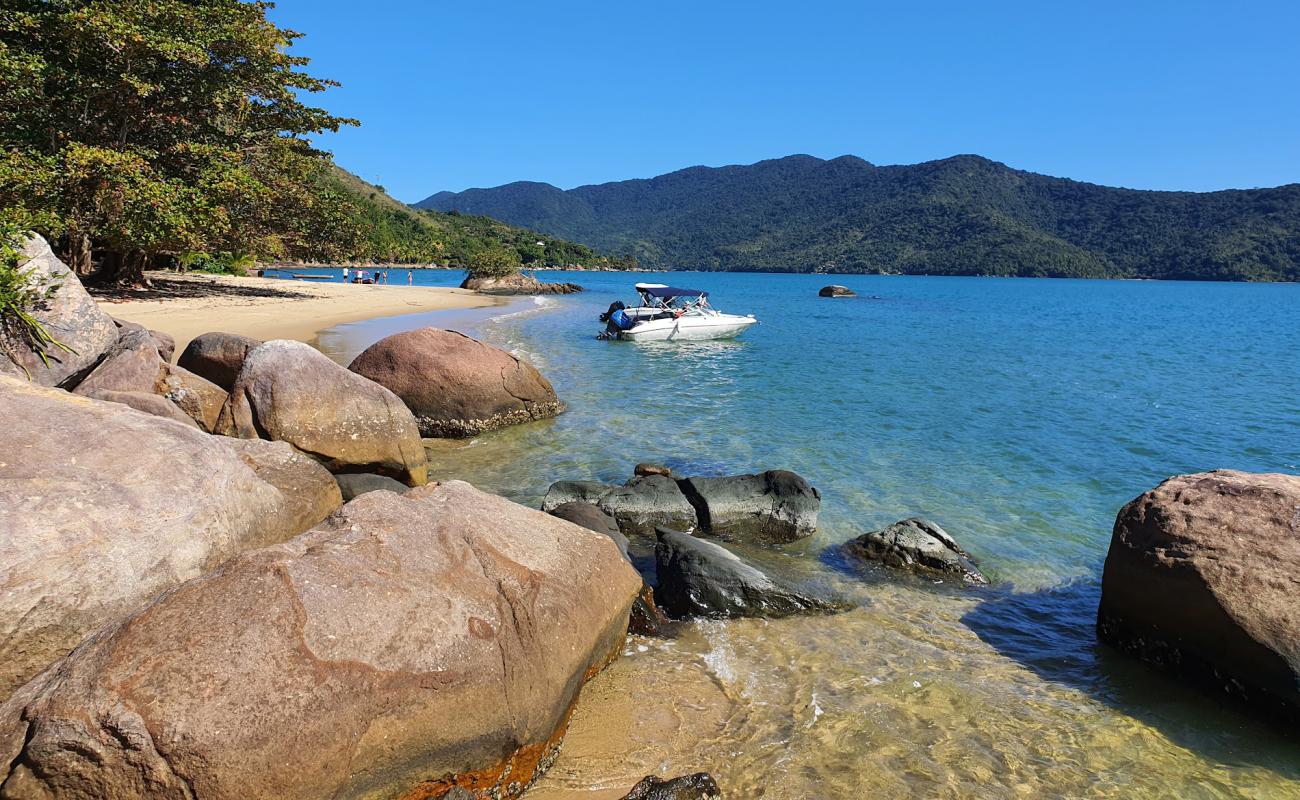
[95,271,499,356]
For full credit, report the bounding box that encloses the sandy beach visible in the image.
[93,271,499,356]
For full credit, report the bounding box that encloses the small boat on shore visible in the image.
[598,283,757,341]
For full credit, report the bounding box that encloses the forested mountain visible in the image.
[417,155,1300,280]
[325,168,627,269]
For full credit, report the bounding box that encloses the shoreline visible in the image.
[95,270,501,357]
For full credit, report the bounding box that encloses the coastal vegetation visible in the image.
[0,0,615,286]
[418,154,1300,281]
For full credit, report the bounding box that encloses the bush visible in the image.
[466,248,521,279]
[178,251,256,277]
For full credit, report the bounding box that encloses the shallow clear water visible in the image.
[309,269,1300,798]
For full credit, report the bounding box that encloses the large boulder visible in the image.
[348,327,564,438]
[160,364,227,431]
[818,284,856,298]
[217,339,428,486]
[0,234,118,388]
[80,387,201,428]
[221,438,343,536]
[654,528,839,619]
[71,325,168,396]
[844,518,988,584]
[679,470,820,545]
[0,481,641,799]
[599,475,699,538]
[0,376,338,697]
[461,273,583,295]
[548,501,628,558]
[176,331,262,390]
[1097,471,1300,723]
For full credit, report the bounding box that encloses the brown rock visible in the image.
[217,339,428,486]
[0,481,641,799]
[80,388,201,428]
[160,363,227,431]
[71,326,168,396]
[349,327,563,438]
[0,376,331,697]
[0,234,118,387]
[221,438,343,537]
[1097,470,1300,724]
[634,462,673,478]
[176,331,262,390]
[460,273,583,295]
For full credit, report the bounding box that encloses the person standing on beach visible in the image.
[408,271,413,285]
[343,267,349,282]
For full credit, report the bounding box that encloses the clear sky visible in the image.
[268,0,1300,203]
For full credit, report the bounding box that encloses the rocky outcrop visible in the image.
[335,471,410,501]
[217,339,428,486]
[0,234,118,387]
[348,327,564,438]
[1097,471,1300,724]
[599,475,699,537]
[176,331,262,390]
[818,284,856,297]
[0,481,641,799]
[71,325,169,395]
[461,273,583,295]
[80,387,201,428]
[542,480,616,512]
[619,773,722,800]
[654,528,839,619]
[0,376,336,697]
[844,518,987,584]
[679,470,820,545]
[543,468,822,545]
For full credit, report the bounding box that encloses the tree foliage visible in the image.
[0,0,359,284]
[420,154,1300,281]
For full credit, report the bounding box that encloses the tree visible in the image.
[0,0,358,284]
[467,247,521,278]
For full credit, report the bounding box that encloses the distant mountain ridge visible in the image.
[415,155,1300,280]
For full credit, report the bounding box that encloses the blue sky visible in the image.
[269,0,1300,202]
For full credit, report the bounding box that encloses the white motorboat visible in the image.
[598,283,757,341]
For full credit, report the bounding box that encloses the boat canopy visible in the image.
[636,284,708,299]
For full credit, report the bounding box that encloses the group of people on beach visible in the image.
[341,268,415,285]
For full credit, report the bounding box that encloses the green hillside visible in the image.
[326,167,625,268]
[417,155,1300,280]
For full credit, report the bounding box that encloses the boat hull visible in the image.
[618,315,757,341]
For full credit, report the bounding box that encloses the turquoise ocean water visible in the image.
[303,268,1300,797]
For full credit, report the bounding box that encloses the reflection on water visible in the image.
[321,270,1300,798]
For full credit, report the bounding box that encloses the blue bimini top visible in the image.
[637,285,708,299]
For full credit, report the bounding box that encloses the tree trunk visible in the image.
[61,231,94,277]
[98,250,151,288]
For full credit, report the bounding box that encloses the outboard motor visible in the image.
[598,300,625,323]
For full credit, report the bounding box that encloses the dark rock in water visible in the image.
[0,234,119,388]
[845,518,987,584]
[335,472,409,501]
[599,475,699,537]
[680,470,820,545]
[348,327,563,438]
[176,331,263,391]
[628,584,677,637]
[635,462,673,478]
[549,501,628,558]
[1097,470,1300,725]
[619,772,721,800]
[654,528,839,619]
[541,480,615,513]
[818,284,856,297]
[461,273,584,295]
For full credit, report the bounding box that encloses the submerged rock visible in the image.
[680,469,820,545]
[654,528,839,619]
[348,326,563,438]
[461,273,584,295]
[818,284,856,297]
[844,518,987,584]
[0,234,118,387]
[176,331,263,390]
[334,471,409,501]
[1097,470,1300,724]
[541,480,615,512]
[0,481,640,799]
[217,339,428,486]
[599,475,699,537]
[619,773,722,800]
[0,376,335,696]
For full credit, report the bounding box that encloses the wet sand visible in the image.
[93,271,499,356]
